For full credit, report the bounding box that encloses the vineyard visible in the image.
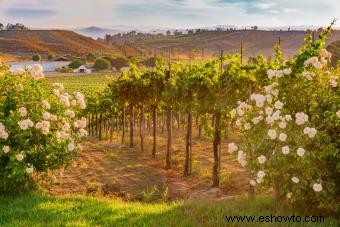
[48,73,112,95]
[0,23,339,226]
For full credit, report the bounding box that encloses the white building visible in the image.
[73,65,92,74]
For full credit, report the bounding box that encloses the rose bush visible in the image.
[228,26,339,211]
[0,61,87,194]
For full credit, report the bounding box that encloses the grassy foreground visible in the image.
[0,194,338,227]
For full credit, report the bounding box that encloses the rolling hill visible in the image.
[0,30,121,61]
[133,30,340,59]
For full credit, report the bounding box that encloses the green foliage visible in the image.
[1,194,338,226]
[110,57,129,70]
[55,67,73,73]
[229,23,339,212]
[0,64,86,194]
[68,59,84,69]
[32,54,41,62]
[31,21,337,214]
[47,53,55,61]
[86,53,96,62]
[94,58,111,71]
[292,20,335,74]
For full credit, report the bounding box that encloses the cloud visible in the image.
[255,3,276,10]
[4,7,57,19]
[0,0,339,28]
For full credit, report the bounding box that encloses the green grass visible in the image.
[47,73,117,95]
[0,194,338,227]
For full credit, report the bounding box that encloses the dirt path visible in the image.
[44,135,249,201]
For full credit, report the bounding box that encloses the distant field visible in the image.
[47,73,117,95]
[137,30,340,59]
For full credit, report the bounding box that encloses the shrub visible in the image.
[94,58,111,71]
[228,40,339,212]
[68,59,84,69]
[56,67,73,73]
[48,53,55,61]
[0,62,87,194]
[110,57,129,71]
[32,54,41,62]
[86,53,96,62]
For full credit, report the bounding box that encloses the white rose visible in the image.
[268,129,277,140]
[265,107,273,115]
[279,121,287,129]
[286,192,292,199]
[67,142,75,152]
[43,112,51,120]
[244,123,251,130]
[18,107,27,117]
[16,154,24,161]
[312,183,323,192]
[279,133,287,142]
[283,68,291,75]
[257,170,265,179]
[282,146,290,155]
[291,177,299,184]
[250,180,256,187]
[3,145,10,153]
[274,101,284,110]
[26,167,34,174]
[258,155,266,164]
[295,112,309,125]
[329,76,337,88]
[42,100,51,110]
[297,148,305,157]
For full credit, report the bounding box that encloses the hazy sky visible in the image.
[0,0,339,29]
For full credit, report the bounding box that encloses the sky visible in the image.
[0,0,339,29]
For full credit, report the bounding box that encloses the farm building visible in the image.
[73,65,93,73]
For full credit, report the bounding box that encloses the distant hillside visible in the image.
[0,30,121,61]
[74,26,120,39]
[133,30,340,59]
[327,40,340,67]
[74,25,171,39]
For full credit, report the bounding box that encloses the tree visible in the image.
[47,53,55,61]
[110,57,129,71]
[68,59,84,69]
[94,58,111,71]
[32,54,41,62]
[6,23,28,30]
[0,23,4,30]
[86,53,96,62]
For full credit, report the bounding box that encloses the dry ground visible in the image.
[44,128,249,202]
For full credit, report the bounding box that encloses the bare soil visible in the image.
[44,129,250,201]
